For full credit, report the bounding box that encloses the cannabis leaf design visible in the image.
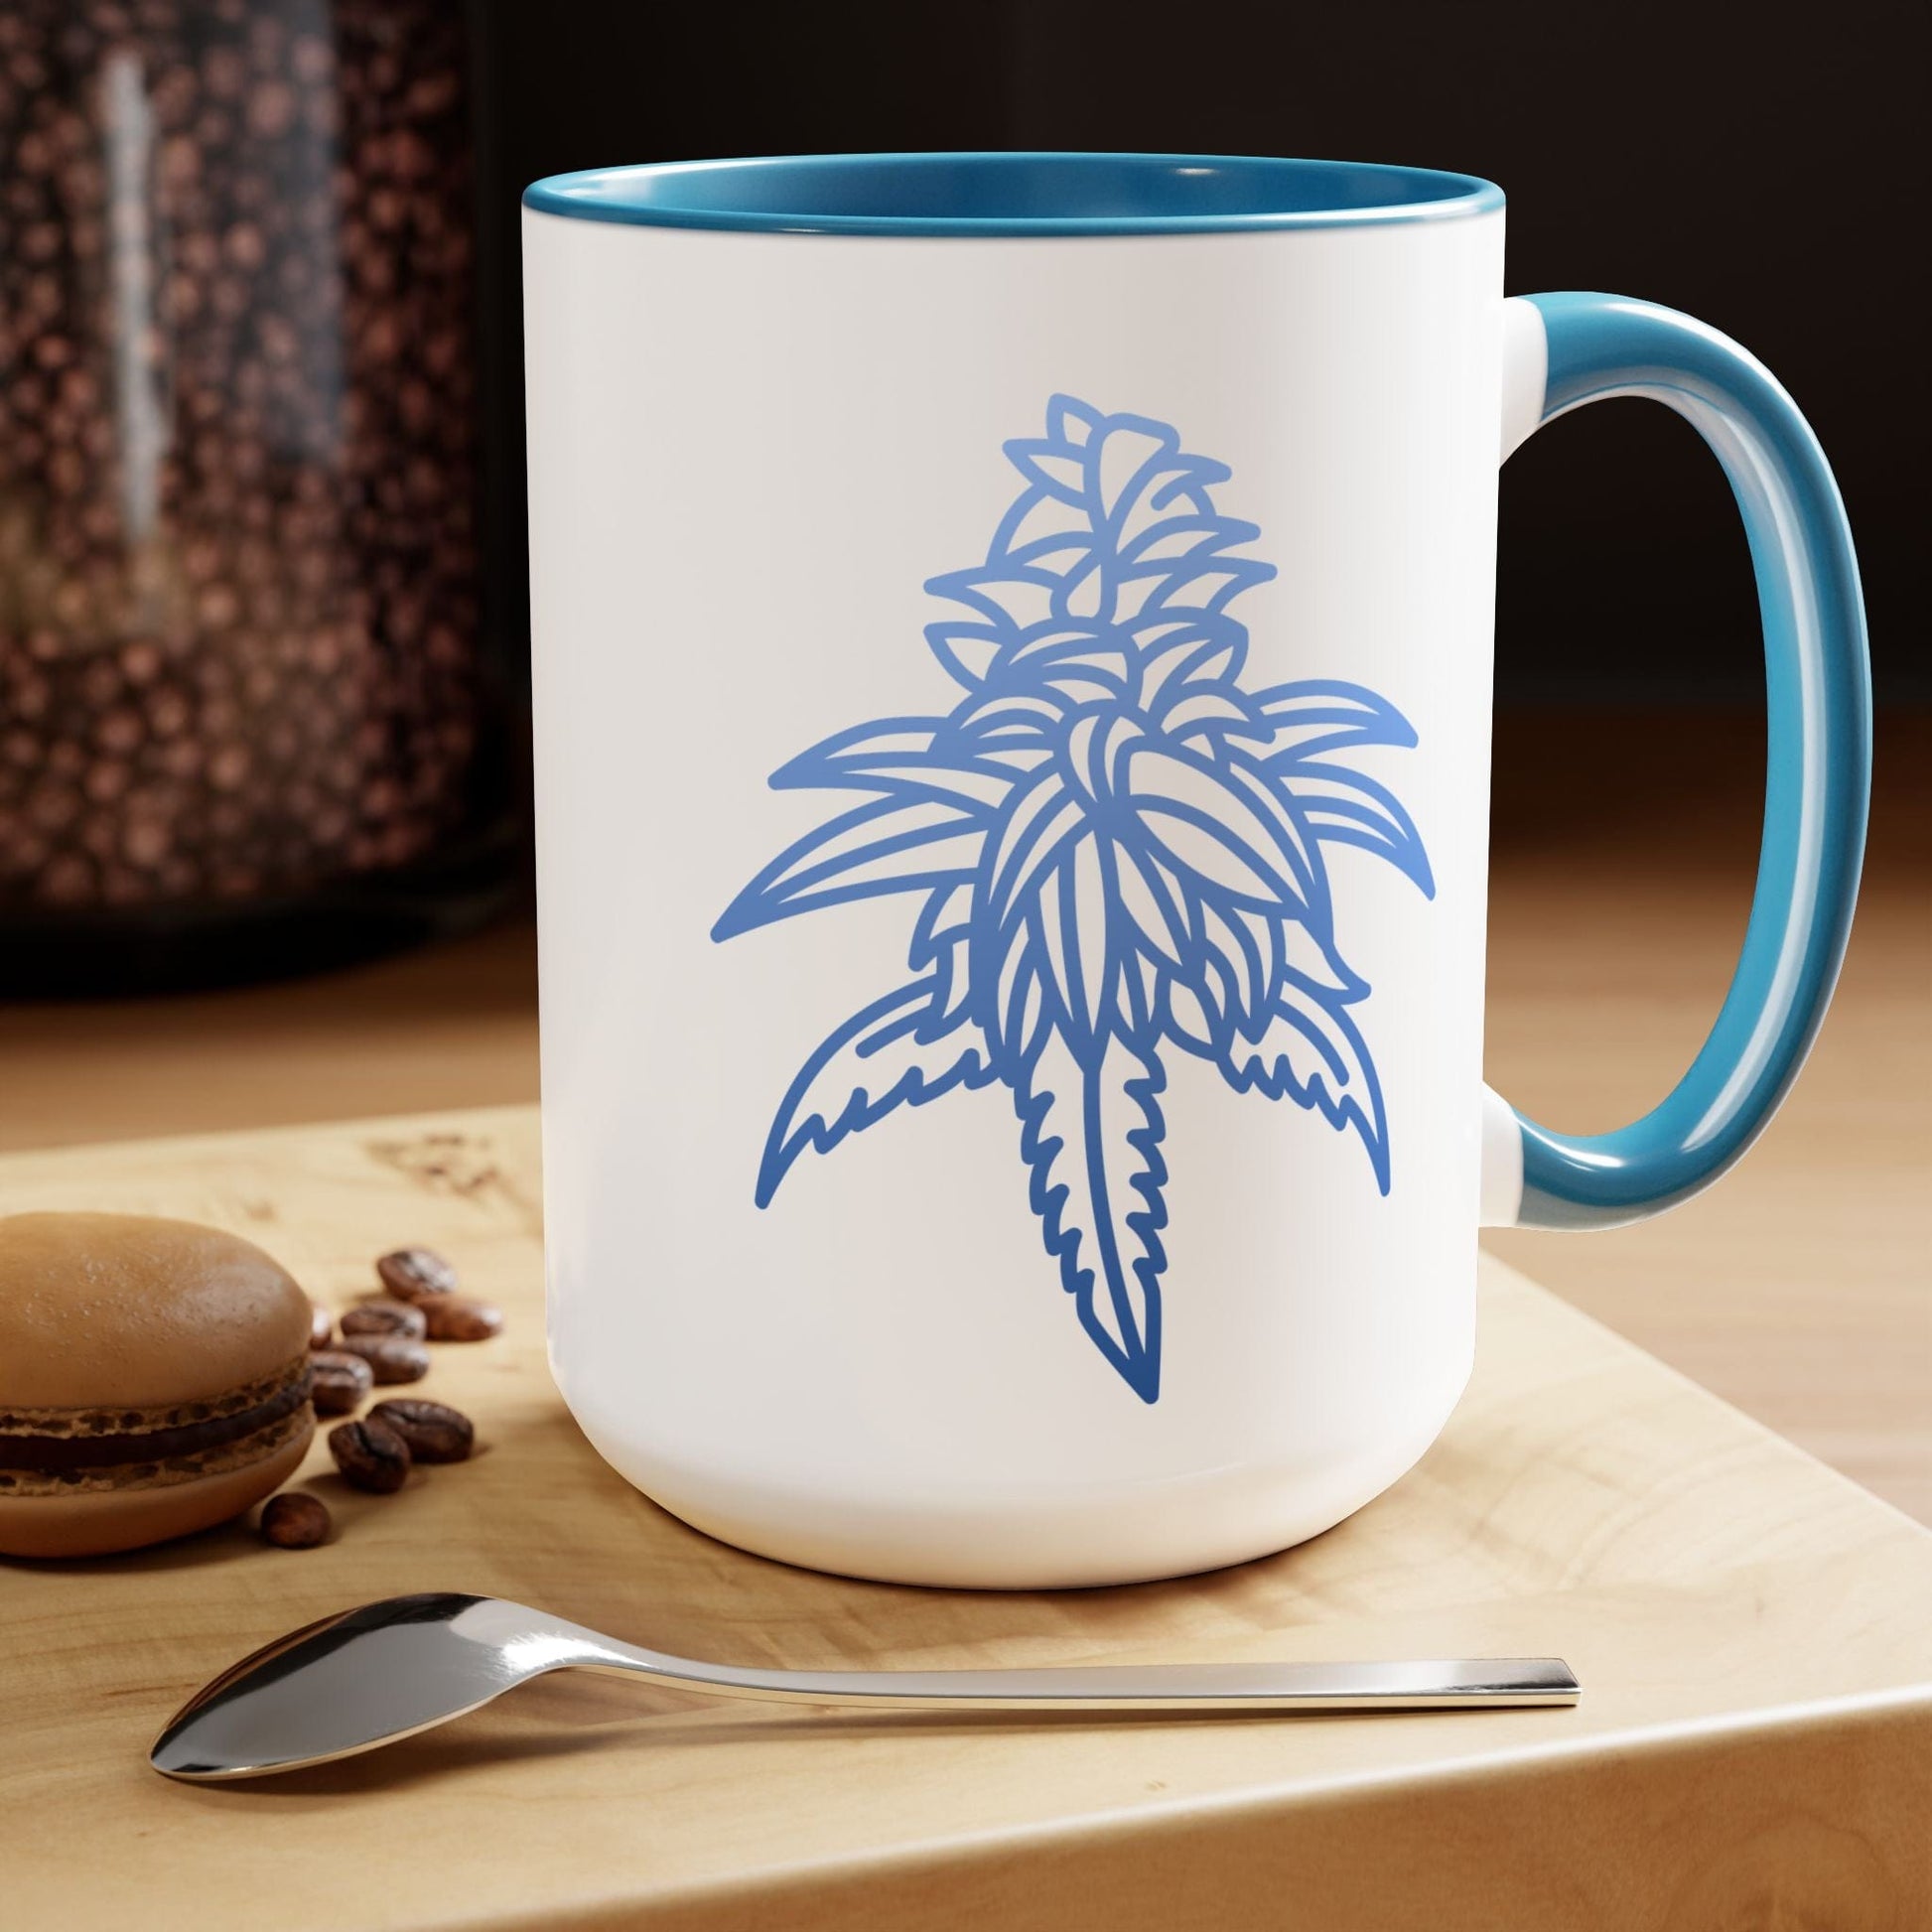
[713,396,1434,1403]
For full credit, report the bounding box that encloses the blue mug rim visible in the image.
[521,151,1505,236]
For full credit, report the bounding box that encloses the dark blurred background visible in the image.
[474,0,1926,710]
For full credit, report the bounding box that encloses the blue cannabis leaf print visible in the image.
[713,395,1435,1403]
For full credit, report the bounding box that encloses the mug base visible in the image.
[573,1363,1471,1589]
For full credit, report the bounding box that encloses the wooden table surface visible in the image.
[2,710,1924,1520]
[3,1105,1928,1932]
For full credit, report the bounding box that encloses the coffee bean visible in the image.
[309,1301,334,1350]
[308,1348,373,1416]
[341,1297,427,1340]
[335,1331,430,1384]
[375,1246,457,1302]
[369,1398,473,1463]
[260,1491,331,1548]
[421,1295,502,1342]
[329,1416,411,1493]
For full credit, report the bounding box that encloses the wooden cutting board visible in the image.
[3,1106,1927,1931]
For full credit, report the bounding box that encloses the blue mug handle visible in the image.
[1482,292,1871,1230]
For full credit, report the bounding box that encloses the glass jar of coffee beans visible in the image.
[0,0,511,991]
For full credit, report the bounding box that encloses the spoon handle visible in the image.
[598,1650,1580,1712]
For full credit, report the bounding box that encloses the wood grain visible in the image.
[1,1107,1927,1930]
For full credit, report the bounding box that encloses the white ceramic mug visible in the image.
[522,154,1868,1587]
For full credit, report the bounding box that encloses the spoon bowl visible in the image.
[152,1594,593,1779]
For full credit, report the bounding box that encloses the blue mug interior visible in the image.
[523,151,1502,235]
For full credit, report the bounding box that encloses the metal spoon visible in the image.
[150,1591,1579,1780]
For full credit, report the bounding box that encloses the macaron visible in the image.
[0,1213,316,1559]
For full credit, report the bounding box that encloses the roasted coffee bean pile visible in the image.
[263,1244,490,1542]
[0,0,483,911]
